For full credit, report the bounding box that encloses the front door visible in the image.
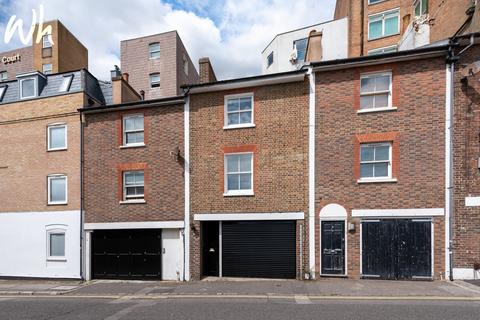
[201,221,219,277]
[321,221,345,275]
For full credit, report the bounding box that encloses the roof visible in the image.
[0,69,110,106]
[79,95,185,114]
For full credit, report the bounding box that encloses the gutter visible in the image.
[79,96,186,114]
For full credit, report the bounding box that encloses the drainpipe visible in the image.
[79,112,85,281]
[307,67,316,279]
[183,92,191,281]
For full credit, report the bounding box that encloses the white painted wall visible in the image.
[262,18,348,74]
[0,210,81,278]
[162,229,184,281]
[398,22,430,51]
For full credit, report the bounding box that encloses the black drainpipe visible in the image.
[360,0,365,56]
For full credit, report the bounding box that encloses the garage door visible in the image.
[222,221,296,279]
[362,219,431,280]
[92,229,162,280]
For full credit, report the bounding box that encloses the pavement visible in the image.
[1,277,480,300]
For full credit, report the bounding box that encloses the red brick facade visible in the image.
[314,57,447,279]
[83,103,185,223]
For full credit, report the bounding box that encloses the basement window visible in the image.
[59,74,74,92]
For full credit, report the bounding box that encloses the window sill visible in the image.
[119,143,146,149]
[223,124,256,130]
[47,257,67,262]
[47,202,68,206]
[357,178,397,184]
[47,148,68,152]
[119,200,146,204]
[357,107,397,114]
[223,191,254,197]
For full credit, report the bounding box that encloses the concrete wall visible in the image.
[261,18,348,74]
[0,210,81,278]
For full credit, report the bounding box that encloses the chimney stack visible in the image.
[122,72,129,83]
[110,67,141,104]
[198,57,217,84]
[305,30,323,63]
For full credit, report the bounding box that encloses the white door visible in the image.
[162,229,183,281]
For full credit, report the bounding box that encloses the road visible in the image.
[0,296,479,320]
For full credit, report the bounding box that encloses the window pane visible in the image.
[22,79,35,97]
[239,97,252,110]
[134,116,144,130]
[361,146,374,161]
[50,234,65,256]
[360,95,374,109]
[374,93,389,108]
[239,111,252,124]
[227,99,239,112]
[415,2,421,16]
[228,113,239,125]
[59,75,73,92]
[227,155,239,173]
[239,154,252,172]
[294,38,308,61]
[374,163,389,177]
[239,173,252,190]
[369,20,383,39]
[360,164,374,178]
[375,145,390,161]
[135,172,144,185]
[125,118,135,131]
[361,77,375,93]
[384,16,399,36]
[125,172,135,185]
[375,75,390,91]
[126,132,144,144]
[49,126,65,149]
[227,174,239,190]
[50,178,66,202]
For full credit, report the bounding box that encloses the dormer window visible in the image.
[20,78,37,99]
[0,85,7,102]
[59,74,74,92]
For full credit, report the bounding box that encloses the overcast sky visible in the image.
[0,0,336,80]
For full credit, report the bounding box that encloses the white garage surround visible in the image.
[0,210,81,279]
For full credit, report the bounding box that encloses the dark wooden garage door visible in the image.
[92,229,162,280]
[222,221,296,279]
[362,219,431,280]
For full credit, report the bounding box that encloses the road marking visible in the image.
[294,295,312,304]
[105,300,157,320]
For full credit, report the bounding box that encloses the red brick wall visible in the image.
[315,57,447,278]
[188,81,310,279]
[83,104,185,223]
[453,44,480,271]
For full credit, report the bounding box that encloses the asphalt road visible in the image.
[0,297,479,320]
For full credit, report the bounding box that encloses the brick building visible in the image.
[120,31,199,100]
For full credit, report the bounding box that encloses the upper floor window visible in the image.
[368,0,386,4]
[123,114,144,146]
[293,38,308,62]
[43,63,52,75]
[360,72,392,111]
[20,77,36,99]
[123,171,145,201]
[149,42,160,59]
[43,34,52,48]
[368,9,400,40]
[368,45,397,55]
[267,52,274,68]
[47,124,67,151]
[47,175,67,205]
[224,153,253,196]
[224,93,254,129]
[59,74,74,92]
[414,0,428,17]
[150,73,160,88]
[360,143,392,180]
[0,71,7,81]
[0,85,7,102]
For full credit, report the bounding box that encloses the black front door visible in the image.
[92,229,162,280]
[362,219,432,280]
[201,221,219,277]
[321,221,345,275]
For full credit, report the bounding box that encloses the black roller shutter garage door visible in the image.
[92,229,162,280]
[362,219,431,280]
[222,221,296,279]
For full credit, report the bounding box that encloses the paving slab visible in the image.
[0,279,83,295]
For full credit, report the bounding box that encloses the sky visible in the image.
[0,0,336,80]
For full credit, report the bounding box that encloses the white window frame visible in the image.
[59,74,74,92]
[46,228,66,261]
[19,77,37,99]
[359,71,394,113]
[0,71,7,81]
[367,45,398,55]
[47,174,68,205]
[42,63,52,75]
[368,8,400,40]
[43,34,53,48]
[414,0,428,17]
[47,123,67,151]
[368,0,388,4]
[223,92,255,130]
[149,42,160,59]
[267,52,274,68]
[122,114,145,147]
[123,170,145,202]
[359,142,392,182]
[224,152,254,196]
[149,73,160,88]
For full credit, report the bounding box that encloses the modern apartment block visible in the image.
[334,0,475,56]
[120,31,199,100]
[261,18,348,74]
[0,20,88,81]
